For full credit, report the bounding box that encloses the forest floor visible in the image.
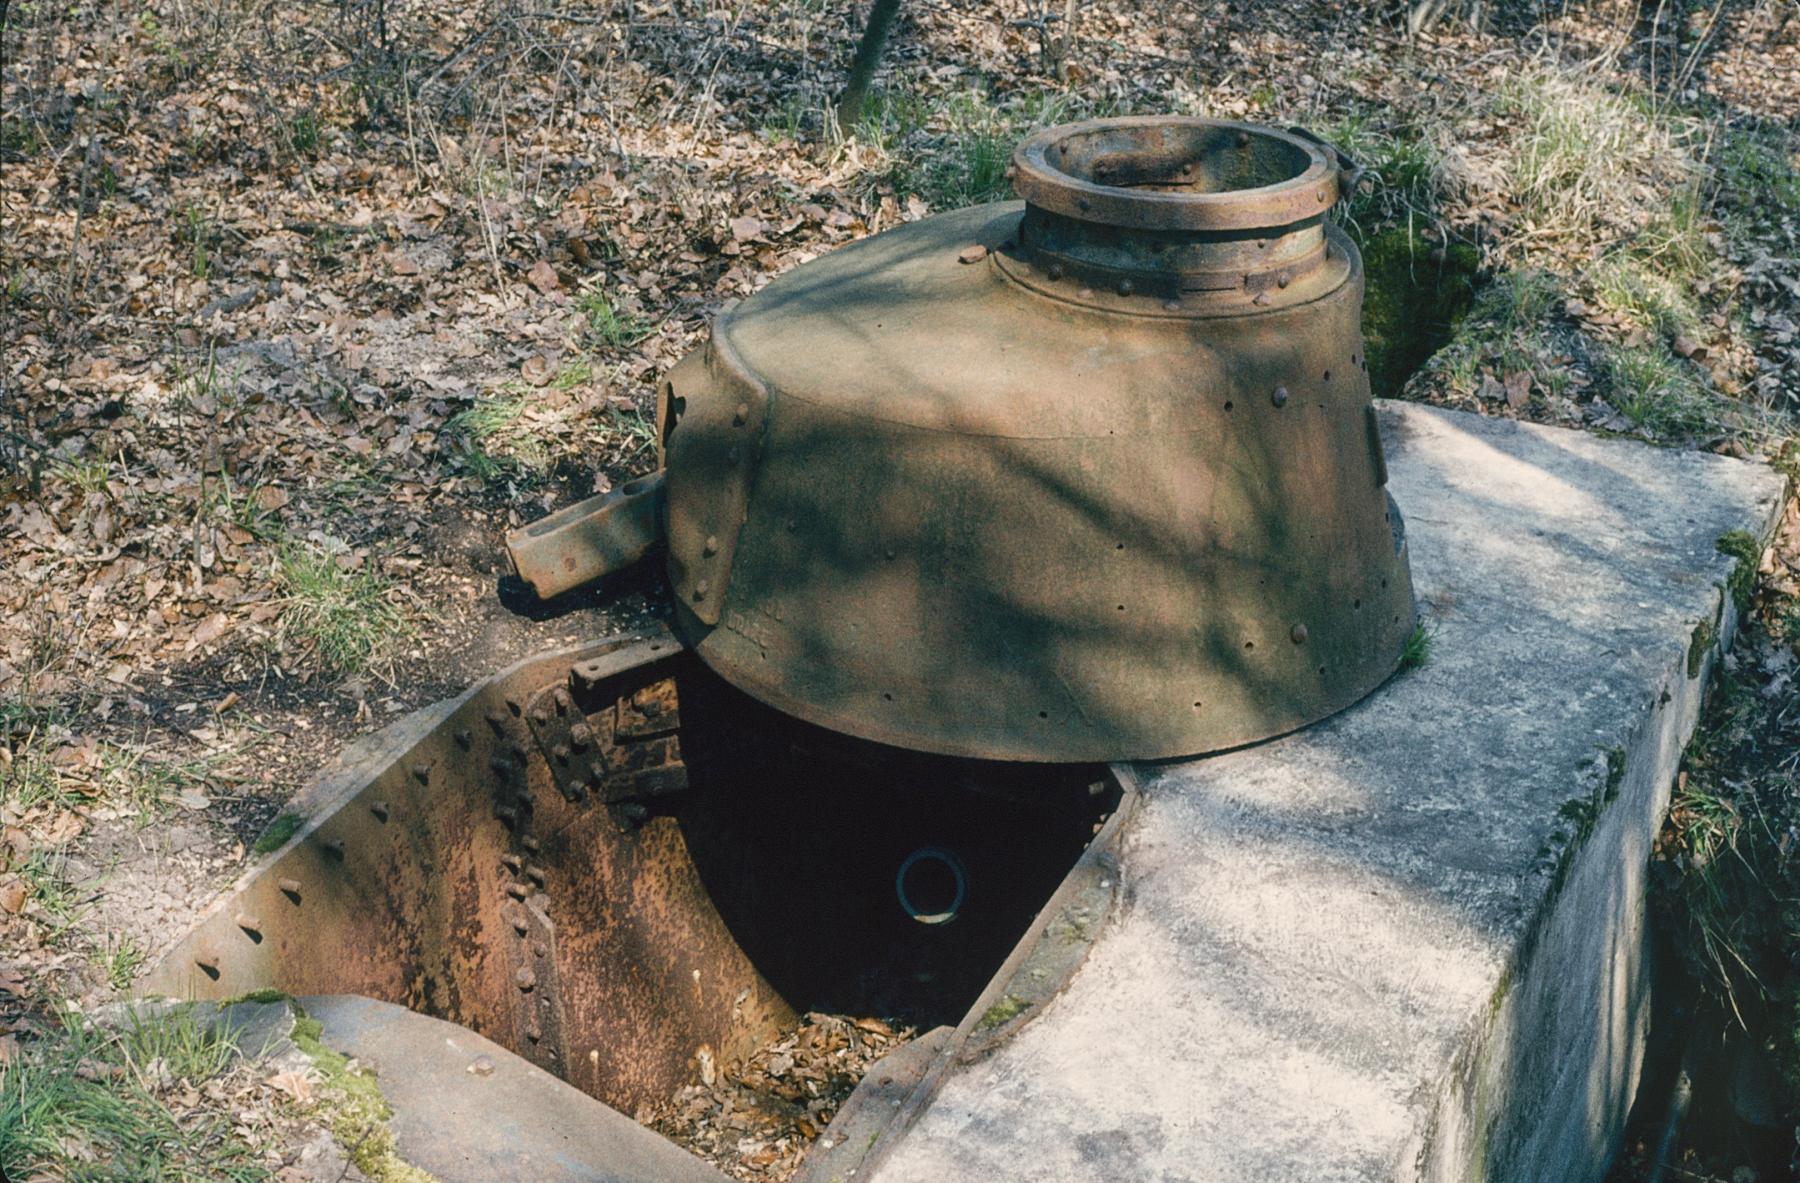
[2,0,1798,1180]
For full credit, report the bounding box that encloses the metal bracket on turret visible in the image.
[523,658,688,813]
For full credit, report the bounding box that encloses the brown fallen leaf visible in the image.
[267,1067,314,1103]
[1478,372,1506,403]
[390,253,421,277]
[528,259,561,294]
[254,486,290,511]
[521,355,554,386]
[1671,333,1707,360]
[1503,370,1531,410]
[0,876,26,915]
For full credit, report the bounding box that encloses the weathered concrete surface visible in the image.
[301,995,729,1183]
[870,402,1787,1183]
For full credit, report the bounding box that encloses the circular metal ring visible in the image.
[895,846,968,926]
[1011,116,1338,233]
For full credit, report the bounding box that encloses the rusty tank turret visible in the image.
[509,115,1417,761]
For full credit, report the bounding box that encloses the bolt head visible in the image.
[958,244,989,264]
[733,402,749,425]
[1046,262,1064,281]
[1272,385,1289,408]
[702,535,718,556]
[1116,278,1134,297]
[693,579,709,601]
[1291,623,1309,644]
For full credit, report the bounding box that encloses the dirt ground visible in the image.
[2,0,1798,1180]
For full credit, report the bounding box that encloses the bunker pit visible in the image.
[146,642,1127,1177]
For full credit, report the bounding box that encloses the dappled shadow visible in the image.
[866,401,1780,1180]
[658,203,1415,762]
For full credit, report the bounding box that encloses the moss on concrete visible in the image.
[978,994,1032,1030]
[289,1012,438,1183]
[1715,529,1761,614]
[1688,617,1717,679]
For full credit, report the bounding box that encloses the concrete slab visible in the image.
[301,995,730,1183]
[869,402,1786,1183]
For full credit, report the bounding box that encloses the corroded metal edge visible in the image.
[140,625,797,1116]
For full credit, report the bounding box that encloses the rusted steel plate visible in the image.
[143,630,794,1115]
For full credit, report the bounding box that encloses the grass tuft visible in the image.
[1497,66,1700,253]
[577,290,650,349]
[1398,621,1434,671]
[275,546,410,675]
[0,1004,267,1183]
[1602,342,1715,436]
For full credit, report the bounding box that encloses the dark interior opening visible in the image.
[669,663,1118,1031]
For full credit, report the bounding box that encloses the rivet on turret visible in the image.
[733,402,749,425]
[1291,624,1309,644]
[1272,385,1289,408]
[454,728,473,749]
[702,535,719,556]
[1163,299,1181,312]
[195,953,220,977]
[501,854,523,872]
[411,762,431,784]
[1047,263,1065,281]
[693,580,709,601]
[370,800,390,823]
[236,913,263,938]
[515,968,536,992]
[1076,197,1091,211]
[279,878,302,900]
[1317,188,1327,203]
[1277,271,1291,289]
[1116,278,1134,297]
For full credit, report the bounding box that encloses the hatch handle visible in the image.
[505,471,666,600]
[1286,125,1364,203]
